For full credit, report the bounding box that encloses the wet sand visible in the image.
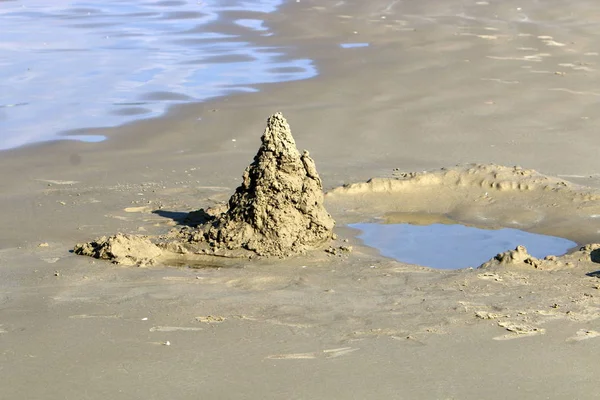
[3,0,600,398]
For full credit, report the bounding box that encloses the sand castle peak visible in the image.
[258,112,298,155]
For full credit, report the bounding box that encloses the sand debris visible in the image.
[494,321,546,340]
[323,347,360,358]
[266,352,317,360]
[266,347,359,360]
[68,314,121,319]
[479,245,541,269]
[475,311,509,320]
[477,272,504,281]
[195,315,227,324]
[73,233,162,266]
[566,329,600,342]
[479,244,600,271]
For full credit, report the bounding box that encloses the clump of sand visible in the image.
[478,243,600,270]
[74,113,335,264]
[164,112,335,257]
[478,245,542,269]
[74,233,162,266]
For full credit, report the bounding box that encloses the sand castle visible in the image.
[74,112,335,264]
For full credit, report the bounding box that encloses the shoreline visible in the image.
[1,0,320,151]
[6,0,600,186]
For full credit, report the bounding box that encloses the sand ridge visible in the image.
[327,163,600,246]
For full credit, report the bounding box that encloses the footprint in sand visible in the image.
[266,347,359,360]
[566,329,600,342]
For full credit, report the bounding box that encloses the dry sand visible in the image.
[3,0,600,398]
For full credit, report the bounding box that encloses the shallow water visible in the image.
[350,223,577,269]
[0,0,316,150]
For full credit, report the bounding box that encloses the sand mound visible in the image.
[478,245,542,269]
[478,243,600,270]
[327,164,580,197]
[74,234,162,266]
[165,112,335,257]
[326,163,600,245]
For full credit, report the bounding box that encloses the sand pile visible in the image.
[74,233,162,266]
[164,112,335,257]
[478,244,600,270]
[478,245,542,269]
[75,113,335,264]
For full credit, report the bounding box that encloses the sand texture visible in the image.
[4,0,600,398]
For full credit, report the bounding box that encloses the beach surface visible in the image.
[3,0,600,398]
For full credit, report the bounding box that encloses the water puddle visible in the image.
[350,220,577,269]
[0,0,316,150]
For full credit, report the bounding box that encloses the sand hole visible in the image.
[350,221,576,269]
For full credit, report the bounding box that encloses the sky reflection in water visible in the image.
[350,223,577,270]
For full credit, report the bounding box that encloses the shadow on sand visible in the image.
[152,209,213,227]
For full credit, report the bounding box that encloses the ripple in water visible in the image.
[0,0,317,150]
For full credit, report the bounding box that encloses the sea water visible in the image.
[350,222,577,270]
[0,0,316,150]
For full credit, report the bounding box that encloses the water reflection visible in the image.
[350,223,577,270]
[0,0,317,150]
